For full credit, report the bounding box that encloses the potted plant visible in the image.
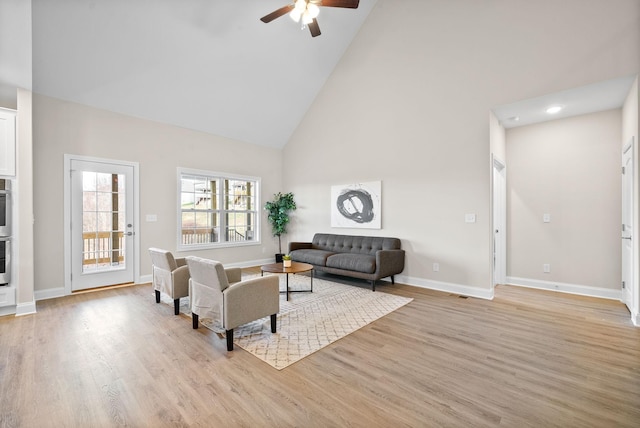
[282,254,292,268]
[264,192,297,262]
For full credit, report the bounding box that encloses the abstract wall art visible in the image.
[331,181,381,229]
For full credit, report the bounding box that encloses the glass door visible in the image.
[70,159,135,291]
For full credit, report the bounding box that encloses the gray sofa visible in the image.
[288,233,405,291]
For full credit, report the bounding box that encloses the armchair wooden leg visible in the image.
[174,299,180,315]
[271,314,277,333]
[371,280,376,292]
[192,313,199,329]
[155,290,160,303]
[391,275,395,285]
[226,329,234,351]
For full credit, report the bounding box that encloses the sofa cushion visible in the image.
[290,249,336,266]
[326,253,376,274]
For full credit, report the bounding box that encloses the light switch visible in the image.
[146,214,158,222]
[465,214,476,223]
[543,213,551,223]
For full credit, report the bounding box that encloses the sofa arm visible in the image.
[289,241,313,252]
[171,264,191,298]
[223,276,280,330]
[375,249,406,278]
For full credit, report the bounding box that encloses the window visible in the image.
[178,168,259,249]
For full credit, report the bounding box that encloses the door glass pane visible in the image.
[82,172,126,273]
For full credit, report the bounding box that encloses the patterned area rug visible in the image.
[162,274,412,370]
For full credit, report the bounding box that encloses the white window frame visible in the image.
[177,167,261,251]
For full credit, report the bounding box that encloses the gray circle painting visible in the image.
[336,189,375,224]
[331,181,381,229]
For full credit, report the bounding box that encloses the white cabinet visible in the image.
[0,285,16,308]
[0,108,17,176]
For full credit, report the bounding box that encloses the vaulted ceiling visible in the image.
[13,1,634,150]
[32,0,378,149]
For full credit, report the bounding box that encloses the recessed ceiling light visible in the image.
[545,105,563,114]
[508,116,520,122]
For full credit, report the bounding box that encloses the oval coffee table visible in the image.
[261,261,313,301]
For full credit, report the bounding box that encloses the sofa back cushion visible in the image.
[312,233,401,255]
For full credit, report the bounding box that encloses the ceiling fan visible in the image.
[260,0,360,38]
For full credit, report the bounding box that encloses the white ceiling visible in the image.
[29,1,635,148]
[492,75,636,129]
[31,0,377,149]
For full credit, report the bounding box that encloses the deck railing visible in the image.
[83,228,254,261]
[82,231,125,265]
[181,228,251,245]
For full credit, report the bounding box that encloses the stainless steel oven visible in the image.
[0,179,9,237]
[0,179,10,285]
[0,238,9,285]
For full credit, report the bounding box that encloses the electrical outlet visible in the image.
[433,263,440,272]
[543,264,551,273]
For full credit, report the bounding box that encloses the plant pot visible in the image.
[275,253,284,263]
[283,260,292,268]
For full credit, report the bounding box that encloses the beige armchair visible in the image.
[185,256,280,351]
[149,248,190,315]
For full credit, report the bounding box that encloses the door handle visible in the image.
[622,236,632,240]
[126,231,134,236]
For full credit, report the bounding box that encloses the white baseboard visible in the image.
[226,258,276,269]
[16,301,37,316]
[0,306,16,317]
[34,259,274,301]
[396,274,494,300]
[506,276,621,300]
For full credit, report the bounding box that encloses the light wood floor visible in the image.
[1,270,639,427]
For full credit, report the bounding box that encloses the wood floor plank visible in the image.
[1,274,639,427]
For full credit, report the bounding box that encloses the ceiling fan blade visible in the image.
[320,0,359,8]
[260,5,295,23]
[308,18,321,37]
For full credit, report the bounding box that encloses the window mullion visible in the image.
[218,178,226,243]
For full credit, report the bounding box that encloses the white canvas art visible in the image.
[331,181,381,229]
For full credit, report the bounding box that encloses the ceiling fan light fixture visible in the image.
[290,0,306,21]
[290,9,302,22]
[289,0,319,25]
[261,0,359,37]
[307,4,320,18]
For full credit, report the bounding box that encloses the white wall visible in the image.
[506,110,622,294]
[490,112,506,164]
[13,0,640,301]
[283,0,640,296]
[32,94,283,293]
[0,0,33,314]
[16,88,35,312]
[0,0,32,108]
